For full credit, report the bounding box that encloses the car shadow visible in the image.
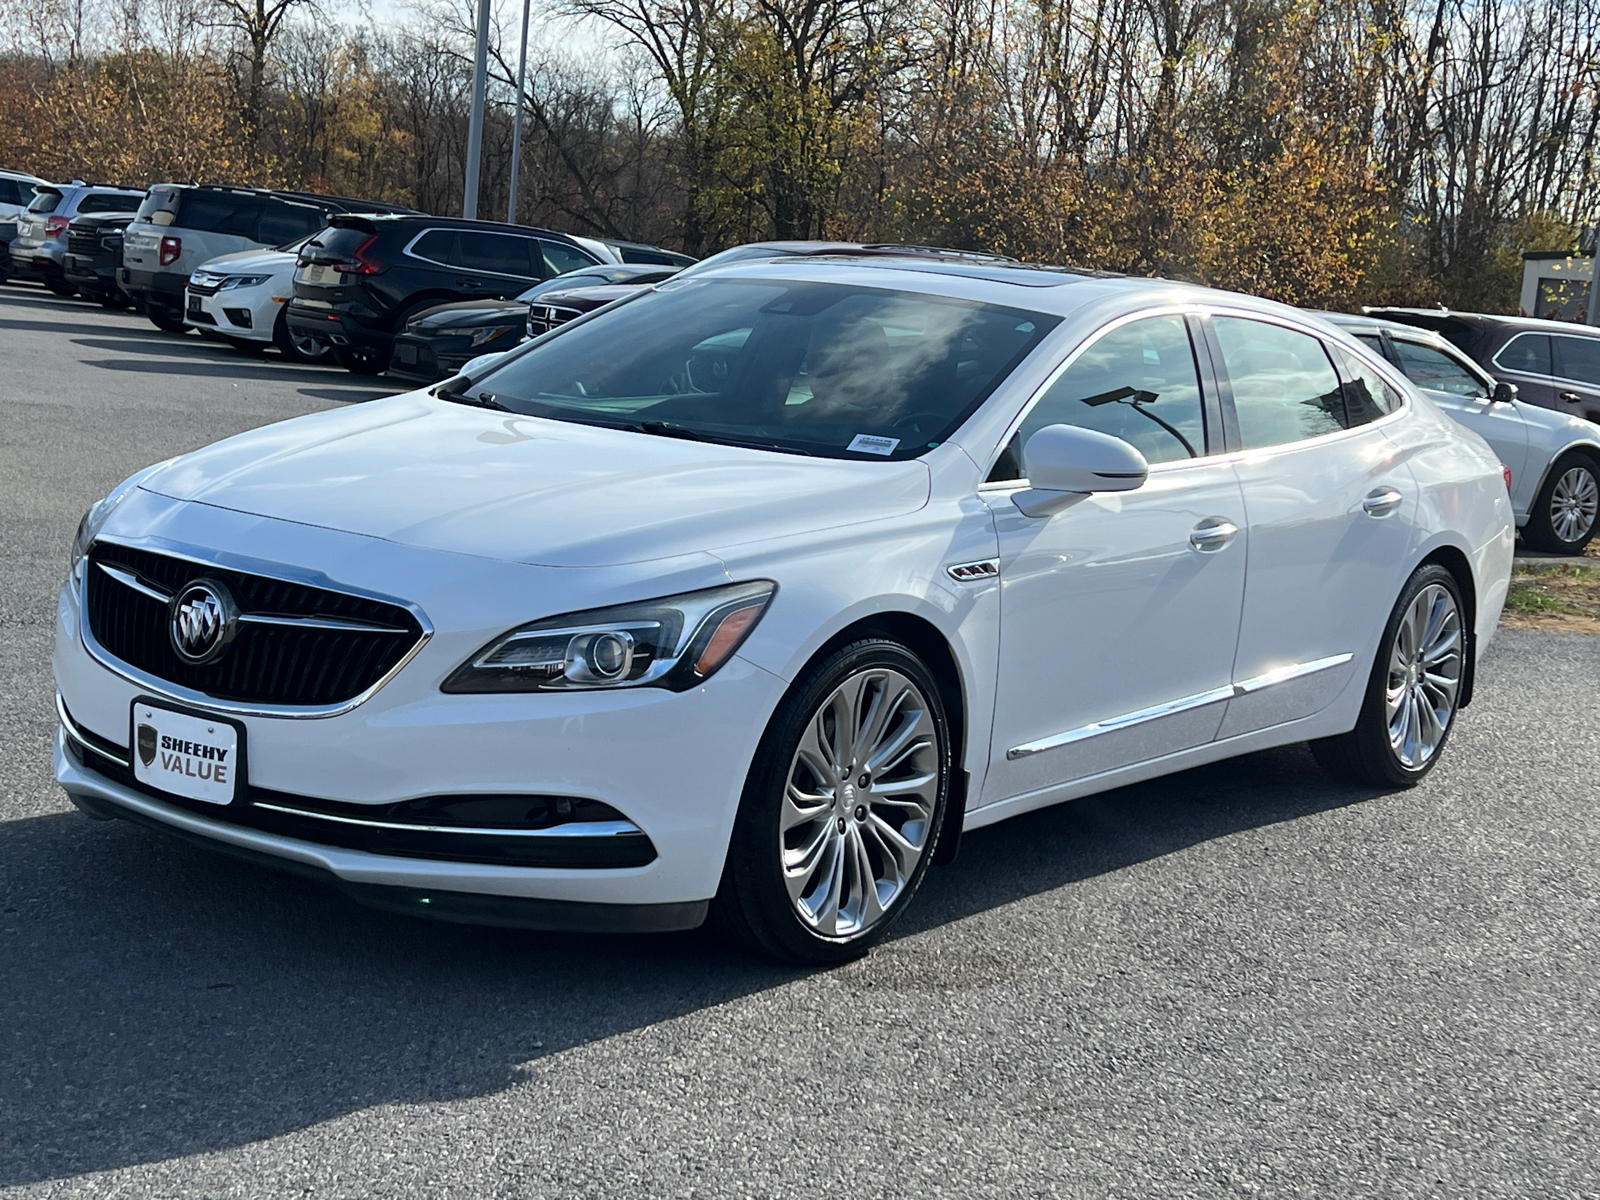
[0,742,1375,1187]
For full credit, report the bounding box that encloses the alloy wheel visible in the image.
[1385,583,1463,770]
[1550,464,1599,544]
[780,668,940,938]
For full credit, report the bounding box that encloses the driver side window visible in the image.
[988,314,1205,482]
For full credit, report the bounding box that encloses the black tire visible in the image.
[712,638,952,965]
[45,274,78,297]
[147,305,187,334]
[96,290,131,310]
[1310,563,1466,789]
[1522,451,1600,555]
[272,306,333,363]
[333,343,391,374]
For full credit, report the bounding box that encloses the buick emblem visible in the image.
[169,579,239,664]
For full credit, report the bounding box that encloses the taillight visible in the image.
[159,235,181,266]
[1502,464,1512,490]
[330,234,382,275]
[45,216,70,238]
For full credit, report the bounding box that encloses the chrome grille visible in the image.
[85,542,426,708]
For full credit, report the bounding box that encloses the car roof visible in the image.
[324,211,588,242]
[1366,306,1600,338]
[1321,310,1455,343]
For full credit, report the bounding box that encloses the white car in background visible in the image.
[56,260,1513,963]
[1326,312,1600,554]
[185,237,332,362]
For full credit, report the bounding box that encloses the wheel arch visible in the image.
[1418,542,1478,708]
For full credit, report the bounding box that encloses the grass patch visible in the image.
[1501,562,1600,631]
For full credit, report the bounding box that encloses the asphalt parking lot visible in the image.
[2,283,1598,1198]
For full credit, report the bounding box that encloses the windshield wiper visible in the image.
[432,378,511,411]
[636,419,813,456]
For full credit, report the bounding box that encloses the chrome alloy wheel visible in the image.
[1550,464,1599,544]
[780,668,940,938]
[1385,583,1463,770]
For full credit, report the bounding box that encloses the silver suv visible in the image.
[11,182,144,295]
[122,184,415,333]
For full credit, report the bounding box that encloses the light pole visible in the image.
[507,0,531,223]
[462,0,492,220]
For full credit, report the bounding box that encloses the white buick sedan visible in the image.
[54,259,1514,962]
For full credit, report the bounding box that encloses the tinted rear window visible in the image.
[1554,334,1600,386]
[305,225,379,258]
[28,190,63,214]
[77,193,143,214]
[259,201,325,244]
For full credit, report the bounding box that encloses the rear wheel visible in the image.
[45,274,77,297]
[1523,451,1599,555]
[1311,563,1466,788]
[273,306,333,363]
[714,639,951,964]
[147,305,187,333]
[97,290,131,310]
[333,343,391,375]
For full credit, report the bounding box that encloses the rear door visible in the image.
[451,231,543,295]
[1206,314,1417,738]
[1550,334,1600,426]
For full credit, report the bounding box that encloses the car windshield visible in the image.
[467,278,1058,460]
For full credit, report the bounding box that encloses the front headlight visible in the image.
[70,460,172,584]
[464,325,515,347]
[221,274,272,289]
[442,581,776,693]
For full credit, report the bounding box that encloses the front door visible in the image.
[979,313,1248,807]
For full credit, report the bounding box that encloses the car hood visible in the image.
[138,394,933,567]
[408,300,525,330]
[195,248,296,273]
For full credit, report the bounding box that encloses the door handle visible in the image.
[1560,390,1582,404]
[1189,518,1238,551]
[1363,487,1403,517]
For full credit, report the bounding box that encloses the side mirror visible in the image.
[1013,424,1149,517]
[1492,381,1518,404]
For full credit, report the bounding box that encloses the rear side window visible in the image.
[259,201,324,245]
[456,231,538,277]
[989,314,1205,480]
[1213,317,1347,448]
[539,238,599,276]
[1553,335,1600,386]
[410,229,458,265]
[77,193,142,214]
[0,180,20,205]
[1390,339,1487,398]
[28,189,63,214]
[1331,347,1404,423]
[1495,332,1552,375]
[176,191,262,236]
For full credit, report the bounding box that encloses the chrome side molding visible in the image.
[1006,652,1355,760]
[57,691,130,769]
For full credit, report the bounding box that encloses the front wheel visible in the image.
[1523,452,1599,555]
[714,639,951,964]
[147,305,187,333]
[1311,563,1466,788]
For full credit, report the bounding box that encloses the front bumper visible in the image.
[390,331,519,382]
[53,496,787,917]
[63,253,119,290]
[185,282,278,342]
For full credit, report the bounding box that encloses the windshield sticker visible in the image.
[848,434,899,456]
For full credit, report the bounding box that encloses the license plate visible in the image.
[131,702,240,805]
[396,343,417,364]
[300,264,342,285]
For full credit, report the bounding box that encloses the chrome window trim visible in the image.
[1486,329,1600,389]
[1006,653,1353,760]
[401,227,542,280]
[251,802,644,840]
[79,533,434,720]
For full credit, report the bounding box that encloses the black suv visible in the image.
[288,215,603,373]
[62,212,137,307]
[122,185,417,332]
